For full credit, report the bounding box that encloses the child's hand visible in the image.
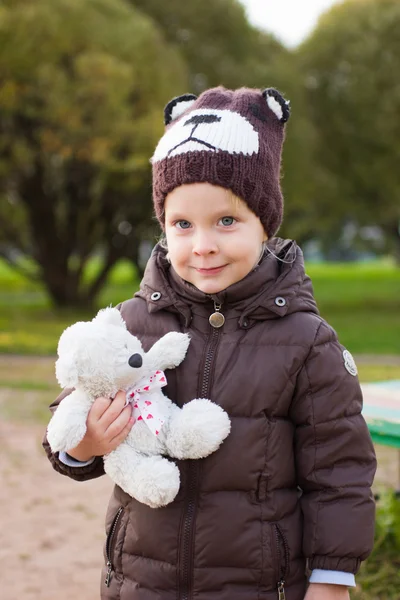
[66,391,134,462]
[304,583,350,600]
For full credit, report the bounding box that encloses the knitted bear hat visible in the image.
[151,86,290,238]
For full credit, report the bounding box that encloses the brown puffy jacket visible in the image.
[43,239,376,600]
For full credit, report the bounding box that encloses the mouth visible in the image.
[195,265,227,275]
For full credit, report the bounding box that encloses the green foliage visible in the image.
[0,0,185,170]
[0,258,398,355]
[131,0,281,91]
[299,0,400,256]
[352,490,400,599]
[0,0,187,306]
[131,0,318,244]
[307,262,400,353]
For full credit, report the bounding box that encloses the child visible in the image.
[43,87,376,600]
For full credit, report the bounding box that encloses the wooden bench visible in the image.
[362,380,400,448]
[362,380,400,488]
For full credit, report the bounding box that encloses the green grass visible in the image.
[306,261,400,354]
[0,355,398,428]
[0,258,399,355]
[0,258,139,354]
[351,490,400,600]
[357,364,400,382]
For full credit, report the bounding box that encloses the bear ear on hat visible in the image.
[262,88,290,124]
[164,93,198,125]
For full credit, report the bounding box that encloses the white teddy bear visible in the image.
[47,307,231,508]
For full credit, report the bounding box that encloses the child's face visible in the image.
[164,183,267,294]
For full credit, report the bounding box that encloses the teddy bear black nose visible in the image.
[128,353,143,368]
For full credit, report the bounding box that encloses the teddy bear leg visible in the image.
[165,400,231,460]
[104,444,180,508]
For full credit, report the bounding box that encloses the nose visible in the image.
[128,353,143,368]
[192,230,218,256]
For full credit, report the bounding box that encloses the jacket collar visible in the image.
[135,238,319,324]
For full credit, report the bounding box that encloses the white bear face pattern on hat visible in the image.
[151,87,290,238]
[151,108,260,162]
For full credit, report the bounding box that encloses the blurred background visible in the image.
[0,0,399,598]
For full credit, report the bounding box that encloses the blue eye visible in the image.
[176,220,191,230]
[220,216,235,226]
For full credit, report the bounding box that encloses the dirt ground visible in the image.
[1,419,113,600]
[2,423,398,600]
[1,355,399,600]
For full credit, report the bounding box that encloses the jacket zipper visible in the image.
[273,523,289,600]
[180,304,222,600]
[105,507,124,587]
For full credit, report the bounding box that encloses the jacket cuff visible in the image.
[309,570,356,587]
[43,428,105,481]
[59,451,96,467]
[308,556,361,574]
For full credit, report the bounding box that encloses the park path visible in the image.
[0,419,113,600]
[0,354,399,600]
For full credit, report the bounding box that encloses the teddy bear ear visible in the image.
[92,307,127,329]
[164,93,198,125]
[55,352,79,388]
[262,88,290,124]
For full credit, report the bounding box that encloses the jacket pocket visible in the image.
[271,523,290,596]
[105,506,125,588]
[256,415,272,502]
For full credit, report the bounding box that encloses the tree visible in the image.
[0,0,187,307]
[130,0,318,243]
[131,0,277,92]
[299,0,400,260]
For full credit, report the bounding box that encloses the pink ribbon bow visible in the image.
[125,370,168,436]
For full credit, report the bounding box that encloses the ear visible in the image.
[164,94,198,125]
[92,307,127,329]
[55,352,79,388]
[262,88,290,124]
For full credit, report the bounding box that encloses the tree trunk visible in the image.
[383,222,400,266]
[41,264,92,310]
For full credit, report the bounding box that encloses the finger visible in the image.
[104,403,132,439]
[108,416,135,450]
[88,396,112,422]
[99,390,127,427]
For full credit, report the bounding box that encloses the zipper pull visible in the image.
[277,580,286,600]
[209,302,225,328]
[105,561,112,587]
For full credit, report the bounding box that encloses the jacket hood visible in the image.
[135,238,319,326]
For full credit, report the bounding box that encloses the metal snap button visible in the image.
[151,292,162,301]
[275,296,286,307]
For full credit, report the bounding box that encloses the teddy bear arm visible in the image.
[46,389,93,453]
[146,332,190,371]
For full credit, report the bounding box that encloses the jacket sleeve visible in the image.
[42,387,105,481]
[289,319,376,574]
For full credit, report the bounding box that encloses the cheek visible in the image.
[233,236,261,260]
[165,234,190,267]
